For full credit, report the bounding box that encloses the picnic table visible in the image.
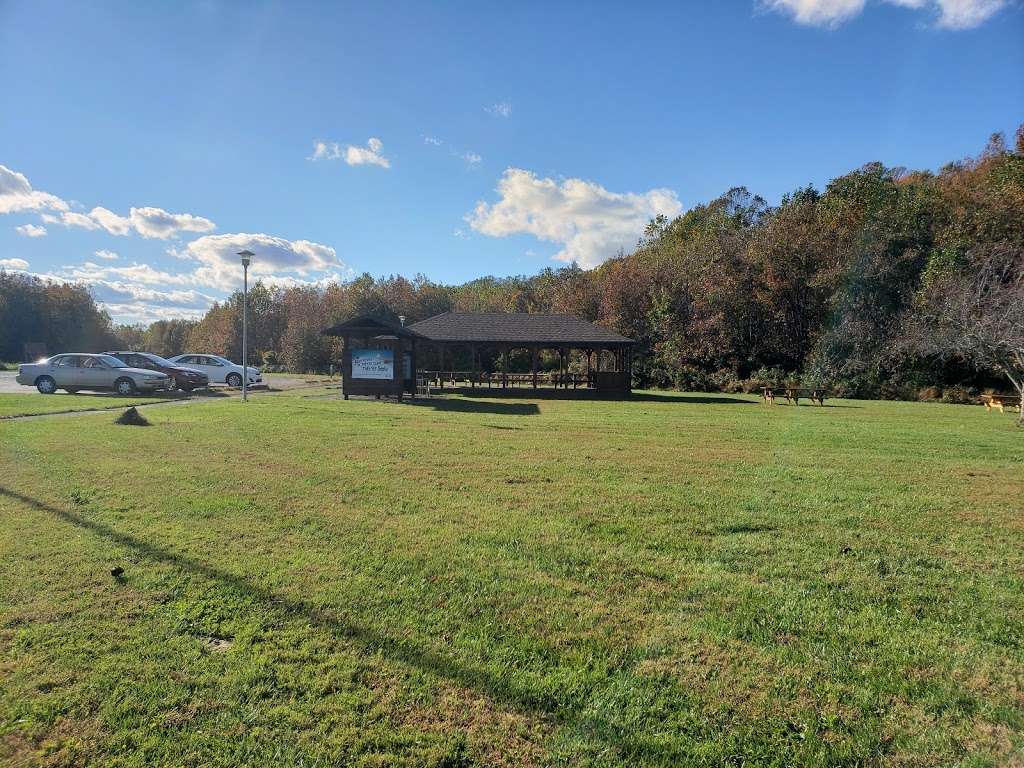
[761,386,827,406]
[980,393,1023,414]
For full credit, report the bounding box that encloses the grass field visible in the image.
[0,392,193,420]
[1,390,1022,767]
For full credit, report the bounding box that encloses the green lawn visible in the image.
[0,393,185,419]
[1,391,1021,767]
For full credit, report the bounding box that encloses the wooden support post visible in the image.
[410,339,417,397]
[394,338,402,401]
[343,333,350,399]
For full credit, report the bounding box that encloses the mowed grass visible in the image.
[0,393,178,419]
[0,390,1021,767]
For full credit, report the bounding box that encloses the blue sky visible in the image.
[1,0,1022,324]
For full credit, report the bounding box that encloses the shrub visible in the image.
[941,386,977,404]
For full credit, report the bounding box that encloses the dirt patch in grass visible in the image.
[383,679,552,768]
[1,716,104,768]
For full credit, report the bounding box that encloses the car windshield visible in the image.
[95,354,127,368]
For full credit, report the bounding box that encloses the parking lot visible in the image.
[0,371,323,395]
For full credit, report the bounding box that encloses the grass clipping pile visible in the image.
[114,406,151,427]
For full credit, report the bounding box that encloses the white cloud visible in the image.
[760,0,1006,27]
[49,261,217,323]
[16,223,47,237]
[88,281,217,311]
[57,211,102,230]
[94,249,119,260]
[0,165,68,215]
[252,272,354,290]
[60,261,194,287]
[88,206,132,236]
[36,260,215,324]
[761,0,865,26]
[42,203,214,239]
[98,301,212,324]
[468,168,682,269]
[485,101,513,118]
[309,137,391,168]
[179,232,344,289]
[128,207,215,239]
[345,137,390,168]
[2,166,217,240]
[309,140,343,161]
[931,0,1006,27]
[0,257,30,270]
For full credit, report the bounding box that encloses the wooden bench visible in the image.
[980,393,1023,414]
[761,386,827,406]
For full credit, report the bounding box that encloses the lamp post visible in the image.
[237,250,254,402]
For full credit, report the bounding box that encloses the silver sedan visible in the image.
[16,354,173,395]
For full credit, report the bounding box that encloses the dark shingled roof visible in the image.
[321,314,428,339]
[407,312,634,345]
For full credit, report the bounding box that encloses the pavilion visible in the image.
[323,311,636,397]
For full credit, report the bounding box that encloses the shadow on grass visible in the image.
[430,387,627,401]
[628,393,758,405]
[414,391,848,411]
[409,397,540,416]
[712,523,777,535]
[41,389,230,401]
[0,485,682,764]
[423,389,763,406]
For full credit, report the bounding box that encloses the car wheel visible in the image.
[226,373,242,388]
[114,377,137,395]
[36,376,57,394]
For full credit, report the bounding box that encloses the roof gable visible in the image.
[321,314,427,339]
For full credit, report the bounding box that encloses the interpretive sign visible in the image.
[351,348,394,379]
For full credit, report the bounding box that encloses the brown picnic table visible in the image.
[980,393,1023,414]
[761,386,827,406]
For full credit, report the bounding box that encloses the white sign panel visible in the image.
[351,348,394,379]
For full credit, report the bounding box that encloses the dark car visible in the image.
[105,351,210,392]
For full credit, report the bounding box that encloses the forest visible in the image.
[2,126,1022,401]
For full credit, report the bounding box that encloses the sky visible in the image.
[1,0,1022,324]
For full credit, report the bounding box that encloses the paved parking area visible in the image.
[0,371,322,394]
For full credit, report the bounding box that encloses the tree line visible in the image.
[2,125,1021,403]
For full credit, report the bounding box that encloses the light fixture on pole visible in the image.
[237,250,254,402]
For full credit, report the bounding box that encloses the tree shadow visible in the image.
[0,485,685,764]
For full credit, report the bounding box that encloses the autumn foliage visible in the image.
[2,127,1021,399]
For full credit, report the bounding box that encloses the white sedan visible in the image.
[16,354,173,394]
[166,354,262,388]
